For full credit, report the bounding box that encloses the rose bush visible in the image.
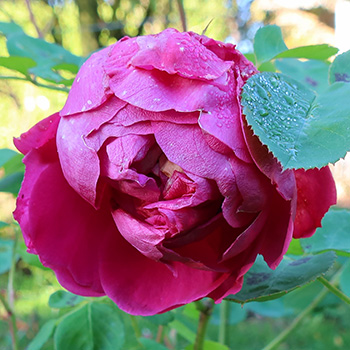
[14,28,336,315]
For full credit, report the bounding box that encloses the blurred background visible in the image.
[1,1,350,349]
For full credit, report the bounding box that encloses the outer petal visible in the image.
[60,46,113,116]
[57,96,126,207]
[293,167,336,238]
[14,134,111,296]
[14,113,60,155]
[98,228,231,315]
[130,28,232,81]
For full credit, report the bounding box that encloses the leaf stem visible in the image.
[218,300,229,345]
[317,275,350,305]
[194,299,214,350]
[261,267,345,350]
[129,315,142,338]
[176,0,187,32]
[0,75,70,92]
[1,226,20,350]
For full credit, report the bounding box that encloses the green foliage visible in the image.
[27,319,57,350]
[301,209,350,256]
[329,50,350,84]
[54,302,125,350]
[1,18,350,350]
[253,25,338,68]
[253,25,288,65]
[0,21,84,88]
[242,72,350,169]
[225,252,336,303]
[0,148,24,194]
[0,238,13,274]
[48,290,85,309]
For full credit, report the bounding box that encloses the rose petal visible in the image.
[130,28,232,81]
[60,46,114,117]
[98,228,230,315]
[293,167,336,238]
[57,96,126,207]
[14,113,60,155]
[14,145,114,296]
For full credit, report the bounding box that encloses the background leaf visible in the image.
[0,239,13,274]
[275,44,338,60]
[0,56,36,76]
[27,319,57,350]
[253,25,287,65]
[329,50,350,84]
[225,252,336,303]
[54,302,125,350]
[339,260,350,296]
[301,208,350,256]
[275,59,330,93]
[49,290,85,309]
[139,338,170,350]
[242,72,350,169]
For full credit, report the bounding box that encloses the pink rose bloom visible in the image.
[14,29,336,315]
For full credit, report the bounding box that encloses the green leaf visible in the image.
[225,252,336,303]
[169,319,196,343]
[329,50,350,84]
[0,239,13,274]
[0,221,9,229]
[275,45,338,60]
[16,240,49,270]
[0,171,24,194]
[0,21,23,35]
[1,152,24,174]
[0,56,36,76]
[49,290,85,309]
[253,25,287,65]
[54,303,125,350]
[1,25,84,84]
[27,319,57,350]
[286,238,304,256]
[340,260,350,296]
[242,72,350,169]
[276,59,330,93]
[301,208,350,256]
[139,338,169,350]
[0,148,18,168]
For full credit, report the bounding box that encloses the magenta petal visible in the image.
[259,191,295,269]
[60,46,113,117]
[293,167,336,238]
[57,97,126,206]
[130,28,232,81]
[14,147,119,296]
[242,121,296,201]
[14,113,60,155]
[98,229,228,315]
[111,209,164,260]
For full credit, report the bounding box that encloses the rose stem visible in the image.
[261,266,346,350]
[156,325,164,342]
[129,315,142,338]
[176,0,187,32]
[317,275,350,305]
[218,300,229,345]
[194,299,214,350]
